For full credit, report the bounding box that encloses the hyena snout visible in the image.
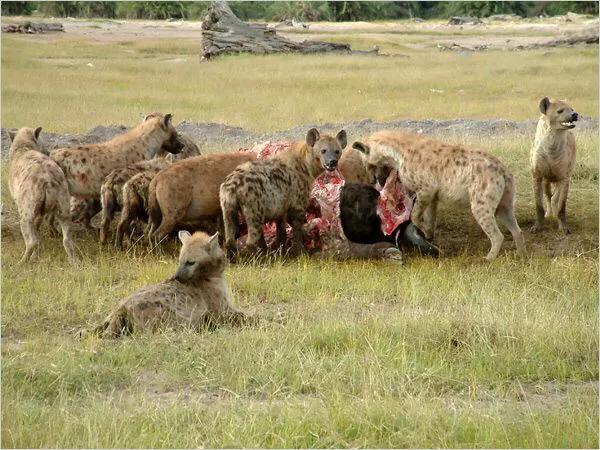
[323,154,339,172]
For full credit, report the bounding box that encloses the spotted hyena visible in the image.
[99,134,200,244]
[220,128,347,256]
[353,131,525,260]
[530,97,578,234]
[51,113,183,211]
[88,231,250,338]
[148,151,257,245]
[7,127,76,264]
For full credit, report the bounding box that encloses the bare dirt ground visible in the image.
[2,116,597,159]
[2,14,598,50]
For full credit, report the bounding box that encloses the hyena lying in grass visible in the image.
[530,97,579,234]
[99,135,200,244]
[51,112,183,225]
[220,128,347,256]
[148,151,257,244]
[88,231,251,339]
[8,127,76,264]
[353,131,525,260]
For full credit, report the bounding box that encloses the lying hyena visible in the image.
[99,134,200,244]
[353,131,525,260]
[148,151,257,245]
[7,127,76,264]
[51,113,183,218]
[87,231,250,338]
[220,128,347,256]
[530,97,579,234]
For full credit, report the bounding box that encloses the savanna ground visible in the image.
[1,16,599,448]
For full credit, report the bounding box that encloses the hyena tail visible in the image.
[99,181,116,243]
[147,187,162,236]
[496,173,526,255]
[219,183,240,254]
[100,182,117,224]
[88,307,131,339]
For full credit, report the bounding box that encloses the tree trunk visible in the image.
[200,1,352,61]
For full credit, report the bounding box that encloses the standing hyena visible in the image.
[353,131,525,260]
[7,127,76,264]
[88,231,250,339]
[220,128,347,256]
[530,97,578,234]
[51,113,183,221]
[99,135,200,244]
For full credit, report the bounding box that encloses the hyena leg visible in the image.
[57,218,76,264]
[471,200,504,261]
[495,195,525,256]
[410,192,432,238]
[543,179,553,218]
[530,176,545,233]
[18,217,40,264]
[222,207,239,256]
[553,179,571,235]
[115,201,138,248]
[245,216,265,253]
[275,218,287,250]
[150,216,178,246]
[288,210,305,255]
[57,194,77,264]
[421,192,439,240]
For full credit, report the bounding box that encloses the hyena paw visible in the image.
[529,224,543,234]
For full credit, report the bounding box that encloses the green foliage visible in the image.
[2,1,598,20]
[1,1,36,15]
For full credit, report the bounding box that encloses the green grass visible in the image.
[2,21,598,448]
[1,33,597,133]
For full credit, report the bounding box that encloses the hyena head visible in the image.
[143,112,184,157]
[352,141,396,186]
[163,134,201,162]
[8,127,44,155]
[171,231,225,282]
[539,97,579,131]
[305,128,347,175]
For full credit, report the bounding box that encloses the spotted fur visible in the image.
[220,128,347,256]
[51,112,183,201]
[8,127,76,264]
[89,231,250,338]
[353,130,525,260]
[530,97,578,234]
[147,151,257,245]
[99,134,200,244]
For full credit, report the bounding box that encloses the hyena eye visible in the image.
[557,109,564,114]
[321,149,326,154]
[335,150,340,155]
[185,261,195,266]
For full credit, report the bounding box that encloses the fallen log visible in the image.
[448,16,482,26]
[200,1,351,61]
[2,22,64,34]
[515,28,599,50]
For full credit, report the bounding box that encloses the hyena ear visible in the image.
[306,128,320,148]
[164,114,173,127]
[539,97,550,115]
[335,130,347,150]
[8,130,16,142]
[207,232,219,250]
[178,230,192,244]
[352,141,370,156]
[34,127,42,142]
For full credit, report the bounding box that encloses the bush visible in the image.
[2,1,598,21]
